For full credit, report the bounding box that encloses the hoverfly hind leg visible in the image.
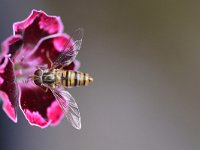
[60,64,68,70]
[40,84,49,93]
[45,87,49,93]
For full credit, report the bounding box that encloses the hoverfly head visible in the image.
[33,69,43,86]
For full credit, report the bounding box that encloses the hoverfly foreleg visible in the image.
[46,51,53,68]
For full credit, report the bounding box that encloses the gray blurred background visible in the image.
[0,0,200,150]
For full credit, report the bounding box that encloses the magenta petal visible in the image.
[0,91,17,123]
[19,85,63,128]
[0,58,19,122]
[22,109,50,128]
[47,101,64,126]
[13,10,63,50]
[0,76,4,85]
[38,11,63,34]
[52,33,71,52]
[26,33,72,67]
[1,35,23,61]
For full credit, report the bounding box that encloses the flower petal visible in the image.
[24,33,73,68]
[13,9,64,50]
[1,35,23,61]
[0,58,19,123]
[22,110,50,128]
[19,84,63,128]
[47,101,64,126]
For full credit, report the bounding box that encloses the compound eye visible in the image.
[34,78,42,86]
[34,69,43,76]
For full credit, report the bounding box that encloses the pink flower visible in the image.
[0,10,80,128]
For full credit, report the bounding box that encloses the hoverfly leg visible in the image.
[40,84,49,93]
[36,64,48,70]
[46,51,53,67]
[45,87,49,93]
[60,64,68,70]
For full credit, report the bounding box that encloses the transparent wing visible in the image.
[52,28,84,69]
[49,87,81,130]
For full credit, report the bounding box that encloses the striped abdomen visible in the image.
[61,70,93,87]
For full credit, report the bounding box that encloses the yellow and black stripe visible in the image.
[61,70,93,87]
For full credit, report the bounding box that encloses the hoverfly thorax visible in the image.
[42,71,55,84]
[33,69,56,86]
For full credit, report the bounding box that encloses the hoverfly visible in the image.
[30,28,93,130]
